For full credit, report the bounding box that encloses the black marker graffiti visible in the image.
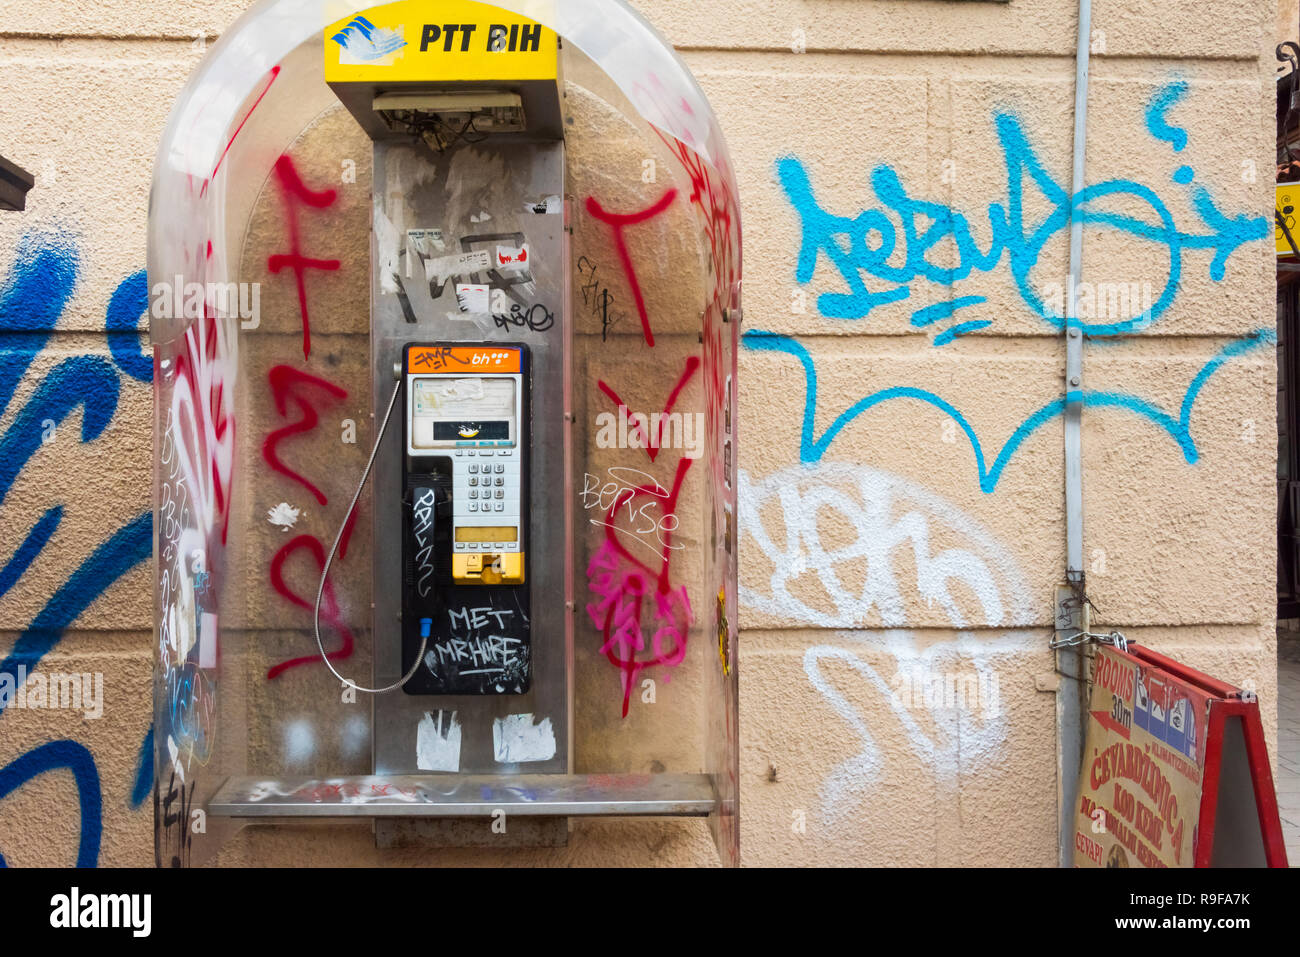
[427,605,523,679]
[577,256,626,342]
[493,302,554,333]
[157,768,196,868]
[411,347,469,372]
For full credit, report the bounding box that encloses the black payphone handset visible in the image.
[399,342,532,695]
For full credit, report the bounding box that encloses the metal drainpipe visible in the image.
[1057,0,1092,867]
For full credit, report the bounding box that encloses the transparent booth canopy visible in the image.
[148,0,740,865]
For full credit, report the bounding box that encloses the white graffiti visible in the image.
[741,462,1038,826]
[157,311,239,785]
[738,463,1032,628]
[804,631,1033,826]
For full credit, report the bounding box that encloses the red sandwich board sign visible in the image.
[1073,641,1288,868]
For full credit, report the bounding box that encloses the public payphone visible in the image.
[148,0,742,866]
[401,342,531,694]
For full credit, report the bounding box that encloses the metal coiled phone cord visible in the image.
[314,376,428,693]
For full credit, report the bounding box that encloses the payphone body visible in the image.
[367,132,570,786]
[400,342,532,695]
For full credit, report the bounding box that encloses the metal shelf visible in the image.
[208,772,716,818]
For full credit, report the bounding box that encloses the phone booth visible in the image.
[148,0,740,864]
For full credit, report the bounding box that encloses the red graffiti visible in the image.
[267,155,341,358]
[170,307,237,549]
[657,132,739,308]
[267,535,356,680]
[203,65,281,197]
[597,356,700,463]
[262,364,348,506]
[586,456,694,716]
[657,131,742,492]
[261,362,360,678]
[584,188,677,347]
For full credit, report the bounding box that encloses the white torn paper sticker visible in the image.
[407,227,446,254]
[495,244,530,270]
[198,612,218,669]
[417,710,462,772]
[424,249,490,284]
[455,283,490,313]
[492,713,556,764]
[524,195,562,214]
[167,734,184,783]
[267,502,300,530]
[470,210,493,223]
[435,377,485,400]
[374,204,402,293]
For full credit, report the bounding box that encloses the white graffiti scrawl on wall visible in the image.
[803,632,1033,827]
[740,462,1036,826]
[739,462,1032,629]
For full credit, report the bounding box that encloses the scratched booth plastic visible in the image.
[148,0,740,865]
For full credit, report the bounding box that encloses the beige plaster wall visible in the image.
[0,0,1281,867]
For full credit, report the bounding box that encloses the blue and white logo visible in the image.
[332,16,407,64]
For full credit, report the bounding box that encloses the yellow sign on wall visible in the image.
[324,0,557,83]
[1278,182,1299,257]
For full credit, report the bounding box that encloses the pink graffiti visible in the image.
[260,361,361,677]
[586,456,694,716]
[202,65,281,198]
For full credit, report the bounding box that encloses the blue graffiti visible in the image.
[0,506,60,600]
[105,268,153,385]
[1145,79,1189,153]
[933,319,992,347]
[0,230,154,867]
[0,513,152,701]
[778,103,1267,341]
[0,357,121,505]
[910,295,987,329]
[0,740,101,867]
[742,328,1274,492]
[0,234,79,408]
[130,726,154,809]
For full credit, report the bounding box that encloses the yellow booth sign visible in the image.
[324,0,557,83]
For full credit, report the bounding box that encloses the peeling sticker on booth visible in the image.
[416,710,462,773]
[492,713,556,764]
[267,502,301,531]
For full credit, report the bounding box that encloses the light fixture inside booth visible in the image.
[372,92,527,150]
[148,0,741,867]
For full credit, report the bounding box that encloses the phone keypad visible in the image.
[451,448,522,551]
